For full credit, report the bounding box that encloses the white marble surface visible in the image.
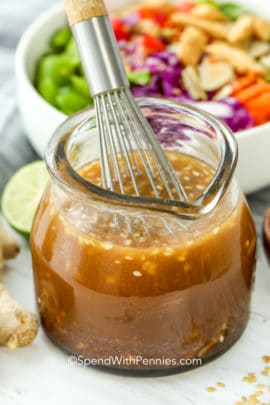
[1,0,270,404]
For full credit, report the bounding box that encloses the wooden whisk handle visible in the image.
[64,0,108,26]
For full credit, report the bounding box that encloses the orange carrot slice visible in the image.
[249,112,269,125]
[236,82,270,104]
[231,73,257,95]
[246,93,270,109]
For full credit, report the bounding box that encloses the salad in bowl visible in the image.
[15,0,270,193]
[34,0,270,132]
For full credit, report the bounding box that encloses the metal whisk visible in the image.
[64,0,187,203]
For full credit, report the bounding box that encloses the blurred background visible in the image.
[0,1,58,189]
[0,0,269,234]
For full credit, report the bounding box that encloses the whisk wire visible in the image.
[70,12,188,205]
[95,97,114,191]
[101,94,125,194]
[107,93,140,196]
[118,90,165,198]
[114,92,142,177]
[125,90,189,202]
[124,91,176,200]
[96,88,188,203]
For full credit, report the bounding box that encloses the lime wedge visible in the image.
[1,161,50,234]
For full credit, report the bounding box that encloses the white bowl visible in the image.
[15,0,270,194]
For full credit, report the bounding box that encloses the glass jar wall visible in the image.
[31,99,256,371]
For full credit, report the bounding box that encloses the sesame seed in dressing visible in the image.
[133,271,142,277]
[31,149,256,371]
[177,255,186,262]
[78,152,215,215]
[103,242,113,250]
[163,247,174,256]
[192,170,200,177]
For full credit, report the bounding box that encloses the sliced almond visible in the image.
[249,41,270,59]
[253,16,270,41]
[132,19,160,37]
[206,41,266,75]
[182,66,207,100]
[227,15,254,44]
[178,26,208,66]
[260,54,270,69]
[191,4,228,22]
[199,60,235,91]
[214,84,233,100]
[171,13,229,40]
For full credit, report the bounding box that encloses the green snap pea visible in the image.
[71,75,92,99]
[127,70,151,85]
[219,3,246,20]
[37,54,76,86]
[77,63,85,77]
[50,27,71,51]
[37,76,57,105]
[65,38,81,68]
[55,86,89,115]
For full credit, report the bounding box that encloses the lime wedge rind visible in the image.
[1,161,50,234]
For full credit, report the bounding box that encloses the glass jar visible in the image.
[31,99,256,371]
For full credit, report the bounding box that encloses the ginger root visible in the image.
[0,222,20,262]
[0,221,39,348]
[0,285,39,349]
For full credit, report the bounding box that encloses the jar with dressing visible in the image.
[31,99,256,371]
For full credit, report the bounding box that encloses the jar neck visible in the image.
[46,98,238,220]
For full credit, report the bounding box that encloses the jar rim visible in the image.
[46,97,238,219]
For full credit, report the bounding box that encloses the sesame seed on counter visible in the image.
[205,354,270,404]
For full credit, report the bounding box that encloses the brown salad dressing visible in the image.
[31,152,256,370]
